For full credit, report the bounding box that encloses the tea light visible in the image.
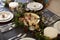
[9,2,18,8]
[44,27,58,39]
[9,2,19,11]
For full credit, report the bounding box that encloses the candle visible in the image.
[9,2,19,11]
[9,2,18,8]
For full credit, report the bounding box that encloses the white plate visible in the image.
[54,21,60,34]
[0,11,14,22]
[20,37,35,40]
[27,2,43,11]
[0,11,11,20]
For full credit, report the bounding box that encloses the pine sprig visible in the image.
[13,13,24,27]
[35,32,50,40]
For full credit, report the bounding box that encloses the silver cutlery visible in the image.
[20,33,27,38]
[8,33,22,40]
[14,33,27,40]
[8,33,27,40]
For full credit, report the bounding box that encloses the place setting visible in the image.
[0,0,14,23]
[0,11,14,32]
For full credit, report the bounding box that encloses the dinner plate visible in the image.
[27,2,43,11]
[54,21,60,34]
[0,12,11,20]
[0,11,14,22]
[20,37,35,40]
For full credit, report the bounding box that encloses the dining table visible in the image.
[0,0,60,40]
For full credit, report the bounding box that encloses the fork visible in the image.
[14,33,27,40]
[8,33,27,40]
[8,33,22,40]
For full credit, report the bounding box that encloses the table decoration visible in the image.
[10,3,51,40]
[21,13,40,31]
[9,2,19,8]
[9,2,19,12]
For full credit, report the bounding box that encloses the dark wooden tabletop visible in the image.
[0,0,60,40]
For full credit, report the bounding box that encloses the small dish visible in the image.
[27,2,43,11]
